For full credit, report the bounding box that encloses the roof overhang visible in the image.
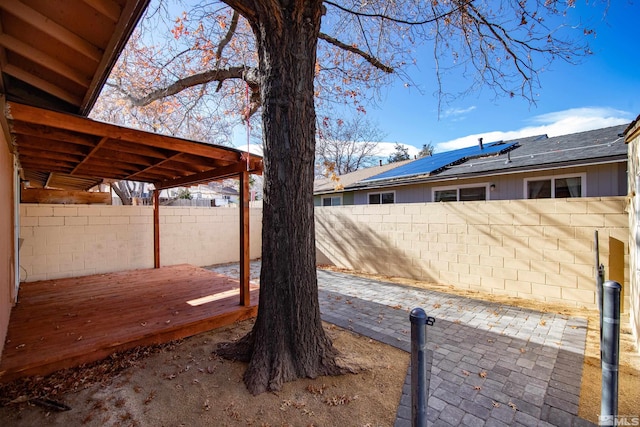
[0,0,150,115]
[6,101,263,191]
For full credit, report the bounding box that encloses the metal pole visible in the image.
[597,264,605,364]
[410,308,434,427]
[600,280,621,426]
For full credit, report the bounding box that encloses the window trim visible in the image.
[367,190,396,205]
[432,183,490,202]
[321,195,343,206]
[523,173,587,199]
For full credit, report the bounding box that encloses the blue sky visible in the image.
[360,1,640,156]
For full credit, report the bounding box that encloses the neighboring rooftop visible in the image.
[314,159,412,194]
[315,124,628,193]
[362,139,522,183]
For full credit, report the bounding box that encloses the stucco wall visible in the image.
[0,124,15,358]
[18,205,262,282]
[626,119,640,352]
[316,197,629,310]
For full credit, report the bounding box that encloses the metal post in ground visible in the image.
[410,308,435,427]
[600,280,621,426]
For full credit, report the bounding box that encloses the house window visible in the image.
[525,174,585,199]
[322,196,342,206]
[368,191,395,204]
[433,185,487,202]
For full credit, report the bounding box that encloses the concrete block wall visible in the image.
[18,204,262,282]
[316,197,629,309]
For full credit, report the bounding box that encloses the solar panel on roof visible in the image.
[363,141,518,182]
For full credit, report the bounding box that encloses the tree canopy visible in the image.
[388,143,412,163]
[93,0,596,142]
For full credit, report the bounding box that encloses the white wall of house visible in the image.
[18,205,262,282]
[626,119,640,353]
[316,197,629,310]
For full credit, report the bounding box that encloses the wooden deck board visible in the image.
[0,264,259,383]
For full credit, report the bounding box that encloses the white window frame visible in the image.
[367,190,395,204]
[321,195,343,206]
[523,172,587,199]
[432,183,490,202]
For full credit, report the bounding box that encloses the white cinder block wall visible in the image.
[18,205,262,282]
[315,197,629,310]
[18,198,629,311]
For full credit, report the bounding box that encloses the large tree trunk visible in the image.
[216,1,345,395]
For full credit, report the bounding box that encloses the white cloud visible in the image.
[374,142,421,158]
[435,107,632,152]
[442,105,477,119]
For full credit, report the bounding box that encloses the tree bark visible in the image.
[216,0,344,395]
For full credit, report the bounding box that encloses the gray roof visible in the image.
[314,159,413,194]
[342,124,628,191]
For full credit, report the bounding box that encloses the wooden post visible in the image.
[609,237,625,312]
[153,189,160,268]
[239,170,250,306]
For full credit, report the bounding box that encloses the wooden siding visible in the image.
[0,265,258,383]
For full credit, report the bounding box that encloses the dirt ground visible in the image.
[0,267,638,426]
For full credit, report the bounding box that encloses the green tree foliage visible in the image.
[388,143,411,163]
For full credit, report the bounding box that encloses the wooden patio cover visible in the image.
[4,100,263,306]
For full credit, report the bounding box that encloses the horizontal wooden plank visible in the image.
[20,188,111,204]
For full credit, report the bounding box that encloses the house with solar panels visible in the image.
[314,124,628,206]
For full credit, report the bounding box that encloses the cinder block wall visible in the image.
[316,197,629,310]
[18,205,262,282]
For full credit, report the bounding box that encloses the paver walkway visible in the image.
[208,262,595,427]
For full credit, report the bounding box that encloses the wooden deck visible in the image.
[0,265,259,383]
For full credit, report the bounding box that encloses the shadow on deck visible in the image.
[0,264,259,383]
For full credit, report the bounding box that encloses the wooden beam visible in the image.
[153,189,160,268]
[0,34,91,87]
[154,162,250,190]
[70,136,109,174]
[10,121,100,147]
[80,0,164,114]
[0,0,103,62]
[21,188,111,204]
[81,0,122,24]
[239,170,250,306]
[17,148,84,164]
[126,153,199,181]
[8,102,244,162]
[2,64,83,106]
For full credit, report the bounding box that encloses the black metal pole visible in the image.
[600,280,621,426]
[410,308,432,427]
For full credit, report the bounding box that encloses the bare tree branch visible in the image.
[323,0,471,25]
[125,66,259,107]
[318,32,393,73]
[215,10,240,63]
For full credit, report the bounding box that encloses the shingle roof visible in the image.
[329,124,628,192]
[362,140,519,183]
[314,159,413,194]
[436,124,627,178]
